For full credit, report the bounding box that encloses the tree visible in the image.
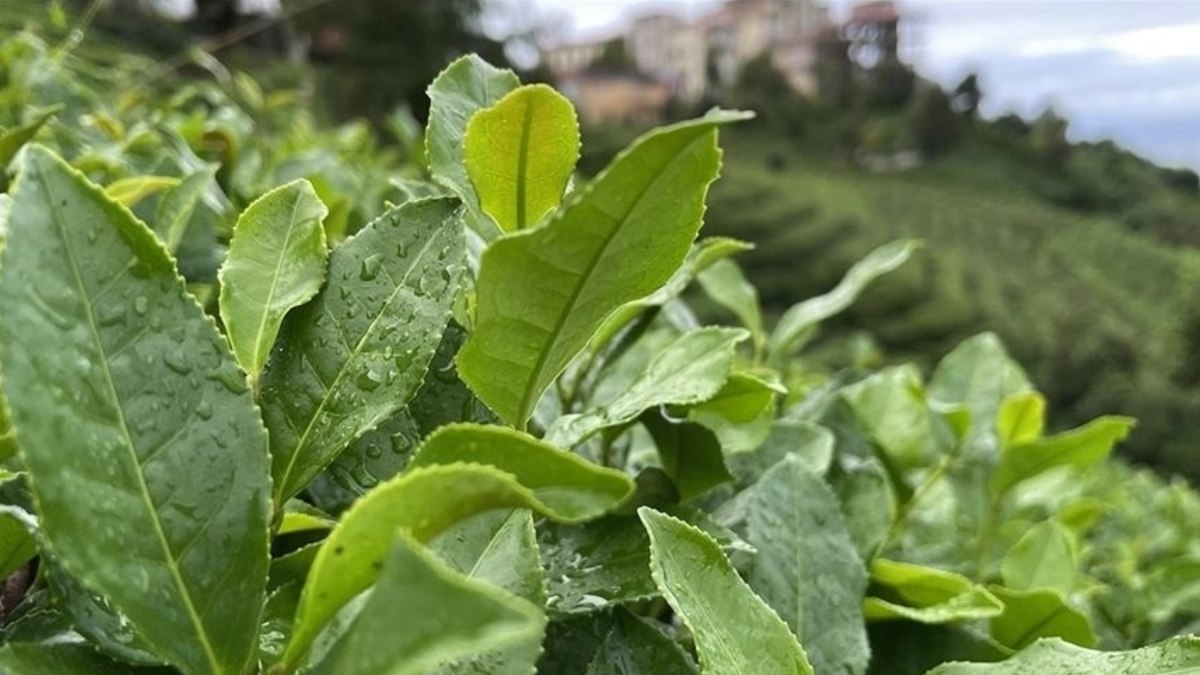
[952,72,982,116]
[285,0,508,124]
[908,84,958,157]
[732,53,806,136]
[1032,107,1071,170]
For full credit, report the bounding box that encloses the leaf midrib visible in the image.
[274,223,443,502]
[38,166,225,675]
[248,190,307,378]
[513,130,711,425]
[515,94,534,230]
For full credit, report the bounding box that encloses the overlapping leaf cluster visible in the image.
[1,29,1200,675]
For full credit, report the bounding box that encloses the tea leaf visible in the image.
[219,179,329,387]
[639,507,813,674]
[0,145,271,675]
[465,84,580,232]
[260,197,465,504]
[458,111,750,428]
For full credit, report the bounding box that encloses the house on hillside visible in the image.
[544,0,898,123]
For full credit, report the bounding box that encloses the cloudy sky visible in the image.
[529,0,1200,169]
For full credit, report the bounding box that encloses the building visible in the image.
[544,0,896,123]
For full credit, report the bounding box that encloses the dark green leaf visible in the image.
[260,197,466,504]
[0,145,271,675]
[745,455,870,675]
[457,111,749,428]
[584,610,699,675]
[426,55,520,238]
[642,413,733,501]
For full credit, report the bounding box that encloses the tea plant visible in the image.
[1,40,1200,675]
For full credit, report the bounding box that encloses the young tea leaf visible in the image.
[219,179,329,388]
[546,327,748,447]
[260,197,465,504]
[639,507,813,674]
[465,84,580,232]
[991,416,1135,498]
[281,439,631,671]
[457,110,751,429]
[426,55,520,237]
[0,145,271,675]
[864,559,1004,624]
[1000,521,1077,594]
[310,533,544,675]
[767,239,918,363]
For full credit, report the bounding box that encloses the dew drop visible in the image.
[359,254,383,281]
[133,296,149,314]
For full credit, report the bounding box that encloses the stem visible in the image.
[882,455,951,552]
[974,496,1004,582]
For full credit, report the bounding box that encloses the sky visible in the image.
[528,0,1200,169]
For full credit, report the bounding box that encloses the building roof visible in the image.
[850,1,899,24]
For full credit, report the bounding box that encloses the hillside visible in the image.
[697,124,1200,474]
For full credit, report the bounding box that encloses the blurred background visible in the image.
[4,0,1200,475]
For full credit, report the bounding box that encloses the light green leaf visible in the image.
[767,239,918,363]
[997,392,1045,446]
[991,417,1135,498]
[1000,521,1077,594]
[429,509,545,675]
[426,54,520,237]
[154,166,218,252]
[260,197,466,504]
[925,636,1200,674]
[458,111,750,429]
[987,586,1095,651]
[745,455,870,675]
[0,106,60,170]
[642,413,733,500]
[842,364,940,468]
[281,447,630,671]
[311,533,544,675]
[0,145,271,675]
[639,507,813,674]
[218,179,329,388]
[0,509,35,578]
[697,258,764,350]
[584,610,700,675]
[546,327,748,447]
[864,559,1004,624]
[407,424,635,516]
[465,84,580,232]
[687,372,779,453]
[590,237,752,351]
[928,333,1031,451]
[105,176,181,208]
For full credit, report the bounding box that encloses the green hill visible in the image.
[698,124,1200,473]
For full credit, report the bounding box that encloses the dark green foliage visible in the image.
[908,85,959,158]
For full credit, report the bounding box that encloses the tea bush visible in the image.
[1,33,1200,675]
